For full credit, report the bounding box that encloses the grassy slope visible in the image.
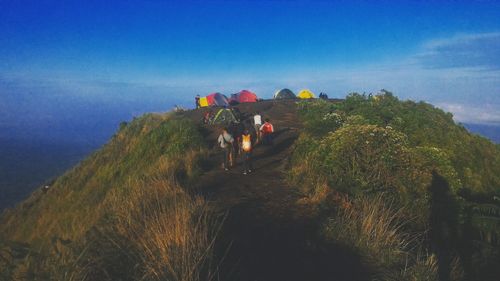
[291,94,500,280]
[296,93,500,195]
[0,113,205,246]
[0,112,222,281]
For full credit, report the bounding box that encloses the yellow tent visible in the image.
[199,97,209,107]
[297,89,315,99]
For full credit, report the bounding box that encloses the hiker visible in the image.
[260,118,274,145]
[195,95,201,109]
[253,111,262,142]
[230,121,244,157]
[233,107,242,120]
[241,129,253,175]
[217,127,234,171]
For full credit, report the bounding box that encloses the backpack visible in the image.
[218,134,225,148]
[219,134,232,148]
[262,123,273,134]
[242,134,252,152]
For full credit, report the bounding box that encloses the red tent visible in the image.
[238,90,258,103]
[229,90,258,104]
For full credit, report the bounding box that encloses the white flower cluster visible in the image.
[322,112,343,124]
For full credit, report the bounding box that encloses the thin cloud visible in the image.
[415,32,500,70]
[437,102,500,124]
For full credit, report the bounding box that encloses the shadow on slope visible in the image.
[216,203,373,281]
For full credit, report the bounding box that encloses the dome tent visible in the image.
[229,90,258,104]
[273,88,296,99]
[210,108,239,125]
[298,89,315,99]
[200,92,229,107]
[237,90,258,103]
[228,93,239,105]
[207,93,229,107]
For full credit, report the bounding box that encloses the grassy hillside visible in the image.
[290,92,500,280]
[295,92,500,194]
[0,113,219,280]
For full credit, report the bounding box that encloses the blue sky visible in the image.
[1,0,500,142]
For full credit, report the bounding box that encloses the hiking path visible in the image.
[183,100,371,281]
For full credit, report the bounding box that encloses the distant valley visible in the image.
[0,139,98,210]
[464,123,500,143]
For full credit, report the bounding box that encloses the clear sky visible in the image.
[1,0,500,143]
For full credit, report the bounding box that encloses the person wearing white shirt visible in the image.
[253,112,262,141]
[217,127,234,171]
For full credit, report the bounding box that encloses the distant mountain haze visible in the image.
[0,88,189,210]
[0,139,97,210]
[464,123,500,144]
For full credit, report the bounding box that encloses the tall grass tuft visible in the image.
[323,194,441,281]
[79,164,221,281]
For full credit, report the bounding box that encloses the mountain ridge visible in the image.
[1,94,500,281]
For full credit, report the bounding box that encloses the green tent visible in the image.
[274,88,296,99]
[210,108,239,125]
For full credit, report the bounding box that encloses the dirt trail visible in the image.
[194,101,303,217]
[184,100,371,281]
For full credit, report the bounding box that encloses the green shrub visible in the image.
[321,92,500,195]
[315,124,410,195]
[292,93,500,280]
[291,124,428,205]
[294,92,500,200]
[297,99,345,136]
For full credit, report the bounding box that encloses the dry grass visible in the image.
[1,168,221,281]
[96,171,221,281]
[0,169,220,281]
[0,116,221,280]
[324,195,411,267]
[323,194,441,281]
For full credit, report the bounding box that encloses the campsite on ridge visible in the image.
[1,92,500,281]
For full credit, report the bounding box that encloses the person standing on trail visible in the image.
[218,127,234,171]
[253,111,262,142]
[230,121,244,157]
[260,118,274,145]
[195,94,201,109]
[241,129,253,175]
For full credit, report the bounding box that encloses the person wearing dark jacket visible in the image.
[195,94,201,108]
[229,121,244,157]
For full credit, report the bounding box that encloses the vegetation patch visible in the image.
[0,114,220,281]
[291,92,500,280]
